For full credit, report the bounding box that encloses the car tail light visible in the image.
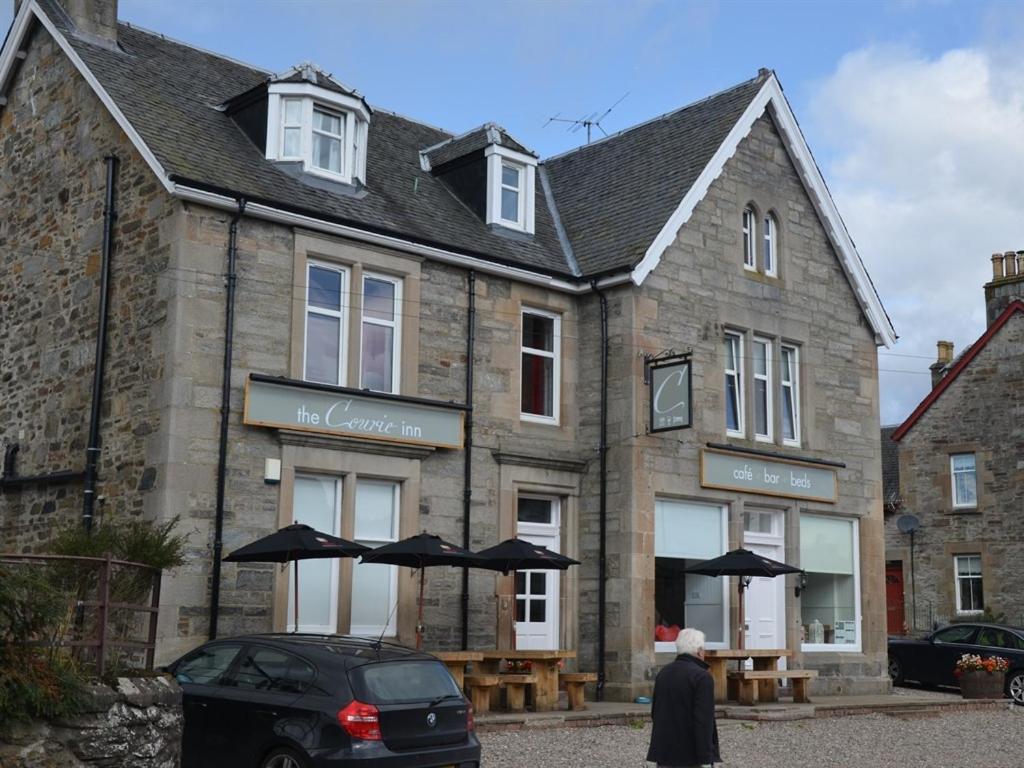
[338,700,382,741]
[466,702,475,732]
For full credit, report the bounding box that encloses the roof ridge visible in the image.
[543,71,765,163]
[117,20,271,76]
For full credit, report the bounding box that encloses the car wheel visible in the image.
[1007,671,1024,705]
[260,747,308,768]
[888,654,904,684]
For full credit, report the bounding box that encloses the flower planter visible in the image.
[959,670,1005,699]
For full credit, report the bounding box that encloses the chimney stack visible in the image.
[930,340,954,388]
[58,0,118,47]
[984,249,1024,325]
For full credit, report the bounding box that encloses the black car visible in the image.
[888,622,1024,703]
[167,634,481,768]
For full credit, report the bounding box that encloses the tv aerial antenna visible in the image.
[544,92,629,144]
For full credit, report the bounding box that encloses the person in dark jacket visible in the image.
[647,627,720,767]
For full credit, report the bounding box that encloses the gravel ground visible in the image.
[479,707,1024,767]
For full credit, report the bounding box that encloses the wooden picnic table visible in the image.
[703,648,793,703]
[477,649,576,711]
[432,651,484,690]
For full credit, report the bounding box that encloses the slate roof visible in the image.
[33,0,767,280]
[880,425,900,507]
[423,124,535,170]
[544,74,766,275]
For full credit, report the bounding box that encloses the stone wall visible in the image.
[0,24,177,547]
[0,677,182,768]
[885,309,1024,630]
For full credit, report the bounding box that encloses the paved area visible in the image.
[479,706,1024,767]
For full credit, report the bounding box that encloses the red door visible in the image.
[885,561,906,635]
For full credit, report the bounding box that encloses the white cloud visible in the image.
[808,44,1024,424]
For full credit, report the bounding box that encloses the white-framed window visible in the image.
[360,273,402,394]
[304,262,348,386]
[654,499,730,652]
[281,97,304,159]
[266,79,370,186]
[724,332,744,436]
[780,345,800,446]
[800,514,861,652]
[311,106,345,177]
[742,207,756,269]
[954,554,984,614]
[350,480,400,636]
[950,453,977,508]
[485,145,536,234]
[520,308,561,423]
[288,475,342,633]
[753,337,772,442]
[763,213,777,277]
[500,162,523,224]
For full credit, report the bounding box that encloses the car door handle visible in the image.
[255,709,278,718]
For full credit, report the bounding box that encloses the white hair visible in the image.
[675,627,706,656]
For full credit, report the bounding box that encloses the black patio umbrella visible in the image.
[686,548,802,649]
[474,538,581,649]
[224,523,368,633]
[358,533,479,649]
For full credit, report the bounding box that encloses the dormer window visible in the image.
[485,146,536,234]
[264,65,371,186]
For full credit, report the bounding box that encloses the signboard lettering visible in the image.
[244,378,464,449]
[701,448,837,503]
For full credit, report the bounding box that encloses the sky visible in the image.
[8,0,1024,425]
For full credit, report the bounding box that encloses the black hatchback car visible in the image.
[167,634,481,768]
[888,622,1024,704]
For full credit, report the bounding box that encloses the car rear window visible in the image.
[350,661,460,704]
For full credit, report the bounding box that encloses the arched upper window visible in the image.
[763,213,777,277]
[742,207,756,269]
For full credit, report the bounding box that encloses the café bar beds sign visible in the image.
[700,447,837,503]
[243,375,465,450]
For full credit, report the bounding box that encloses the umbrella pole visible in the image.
[737,578,745,650]
[417,568,425,650]
[294,560,300,633]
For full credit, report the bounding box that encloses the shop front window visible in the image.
[654,499,728,650]
[800,514,860,650]
[350,480,400,636]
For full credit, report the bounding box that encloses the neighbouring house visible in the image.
[0,0,896,699]
[886,251,1024,634]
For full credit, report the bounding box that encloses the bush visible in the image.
[0,565,85,727]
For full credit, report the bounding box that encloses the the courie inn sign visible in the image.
[243,375,465,449]
[700,447,838,503]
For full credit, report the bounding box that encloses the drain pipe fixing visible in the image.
[209,197,247,641]
[82,156,119,532]
[591,280,609,700]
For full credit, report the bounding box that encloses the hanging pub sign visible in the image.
[648,355,692,433]
[243,375,465,449]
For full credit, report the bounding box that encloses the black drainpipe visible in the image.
[591,280,609,700]
[82,156,119,532]
[209,198,247,641]
[460,271,476,650]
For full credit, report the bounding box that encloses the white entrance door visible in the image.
[515,497,561,650]
[742,510,786,667]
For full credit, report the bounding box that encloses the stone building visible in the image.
[885,251,1024,633]
[0,0,895,699]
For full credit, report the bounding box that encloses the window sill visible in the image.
[754,435,773,444]
[801,643,861,653]
[946,507,981,516]
[521,413,560,426]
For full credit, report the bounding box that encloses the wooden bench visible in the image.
[727,669,818,705]
[464,674,501,714]
[559,672,598,711]
[499,673,538,712]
